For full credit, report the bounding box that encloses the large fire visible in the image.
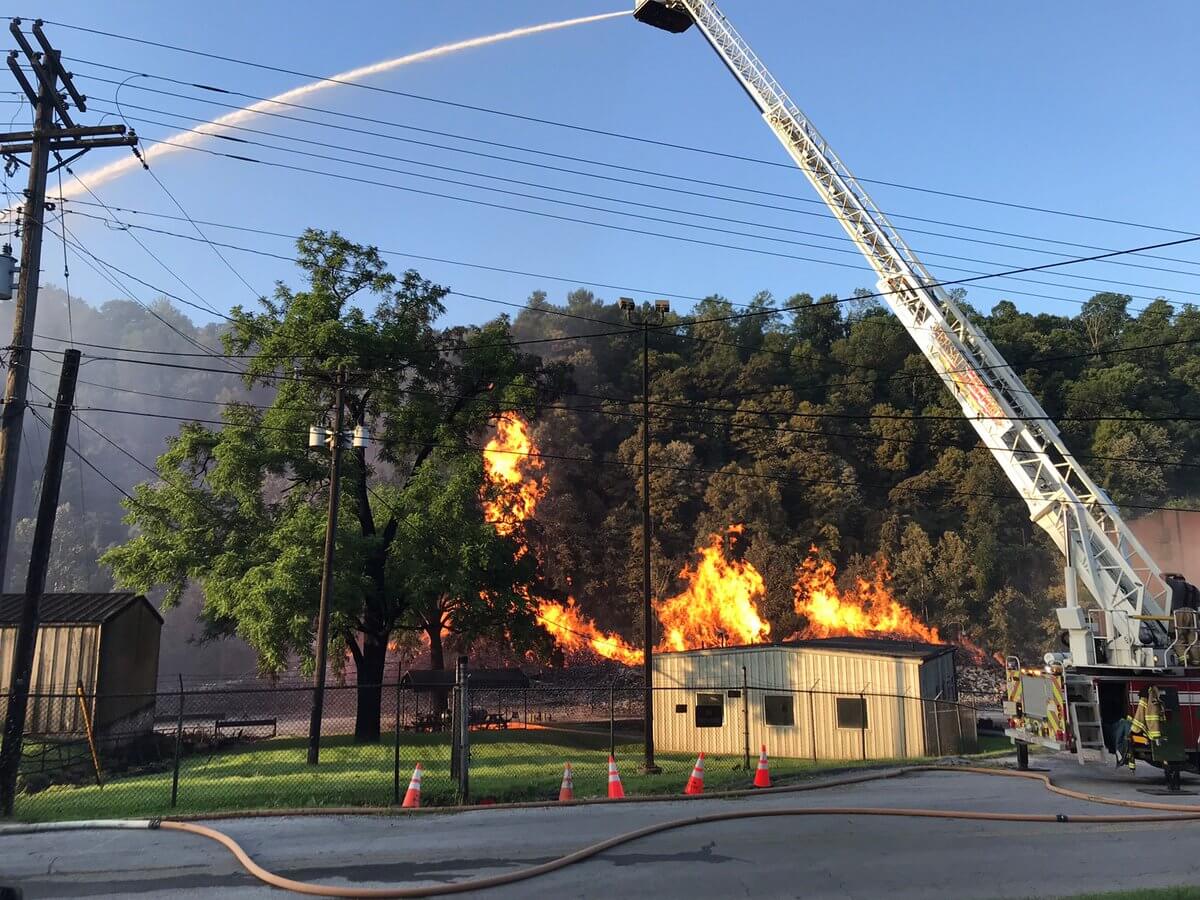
[481,415,545,540]
[481,414,981,666]
[657,526,771,651]
[535,597,644,666]
[791,549,941,643]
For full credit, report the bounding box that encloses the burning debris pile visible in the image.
[480,414,992,669]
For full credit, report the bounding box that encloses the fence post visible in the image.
[859,690,866,761]
[933,699,942,756]
[954,701,963,754]
[741,666,750,770]
[808,689,817,762]
[171,675,184,808]
[609,683,615,760]
[523,687,528,730]
[393,679,401,806]
[456,656,470,805]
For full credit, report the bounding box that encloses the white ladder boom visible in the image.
[635,0,1173,666]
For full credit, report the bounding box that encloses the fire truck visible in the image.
[633,0,1200,788]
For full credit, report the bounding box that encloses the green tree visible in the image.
[103,230,563,741]
[387,450,549,673]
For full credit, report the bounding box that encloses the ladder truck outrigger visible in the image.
[634,0,1200,788]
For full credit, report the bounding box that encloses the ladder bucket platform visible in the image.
[634,0,694,32]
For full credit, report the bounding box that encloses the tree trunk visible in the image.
[353,628,388,743]
[427,623,448,714]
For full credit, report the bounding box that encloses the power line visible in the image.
[119,131,1200,312]
[46,28,1200,236]
[28,322,1200,424]
[111,135,1200,323]
[52,203,1198,415]
[61,402,1200,515]
[53,198,1196,411]
[80,93,1200,289]
[69,72,1200,271]
[31,364,1196,474]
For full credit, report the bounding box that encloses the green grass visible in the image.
[11,728,1015,823]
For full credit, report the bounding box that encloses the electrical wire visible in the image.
[79,95,1200,298]
[44,28,1200,236]
[119,132,1200,314]
[25,363,1198,474]
[51,177,86,519]
[57,402,1200,515]
[67,71,1200,272]
[60,134,1200,331]
[46,205,1194,421]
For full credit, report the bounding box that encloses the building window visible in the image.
[764,694,794,726]
[836,697,868,729]
[695,693,724,727]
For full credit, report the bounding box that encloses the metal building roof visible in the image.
[657,636,952,662]
[0,592,162,626]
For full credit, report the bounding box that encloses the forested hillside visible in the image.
[6,278,1199,667]
[510,288,1200,656]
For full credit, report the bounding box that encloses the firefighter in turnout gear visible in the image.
[1132,686,1163,740]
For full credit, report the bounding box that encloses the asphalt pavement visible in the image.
[5,756,1200,899]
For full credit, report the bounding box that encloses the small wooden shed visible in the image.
[0,592,162,735]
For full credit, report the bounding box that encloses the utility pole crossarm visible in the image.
[637,0,1169,666]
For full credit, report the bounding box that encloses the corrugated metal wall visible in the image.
[653,646,945,760]
[0,624,100,734]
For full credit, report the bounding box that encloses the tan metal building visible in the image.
[652,638,965,760]
[0,593,162,735]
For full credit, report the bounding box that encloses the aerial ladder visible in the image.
[634,0,1200,782]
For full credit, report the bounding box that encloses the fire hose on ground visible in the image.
[7,764,1200,898]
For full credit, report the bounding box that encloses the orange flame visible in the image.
[656,526,770,651]
[535,597,644,666]
[481,415,545,538]
[791,549,941,643]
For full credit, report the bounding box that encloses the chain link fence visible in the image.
[1,677,986,822]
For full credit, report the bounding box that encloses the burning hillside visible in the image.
[480,414,984,666]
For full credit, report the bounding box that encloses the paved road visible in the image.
[5,757,1200,898]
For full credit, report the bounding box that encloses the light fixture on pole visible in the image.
[620,297,668,774]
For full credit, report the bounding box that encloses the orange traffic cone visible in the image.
[684,752,706,795]
[559,762,575,802]
[402,763,423,808]
[753,745,771,788]
[607,755,625,799]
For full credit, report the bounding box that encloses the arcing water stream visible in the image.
[47,10,627,201]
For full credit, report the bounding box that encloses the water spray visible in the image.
[46,10,627,202]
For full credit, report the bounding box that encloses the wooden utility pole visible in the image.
[0,18,138,588]
[307,369,346,765]
[619,297,668,774]
[0,347,79,815]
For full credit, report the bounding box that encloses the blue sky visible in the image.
[14,1,1200,332]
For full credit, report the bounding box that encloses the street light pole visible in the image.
[307,369,346,766]
[621,297,668,774]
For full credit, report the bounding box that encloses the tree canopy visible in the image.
[102,230,565,740]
